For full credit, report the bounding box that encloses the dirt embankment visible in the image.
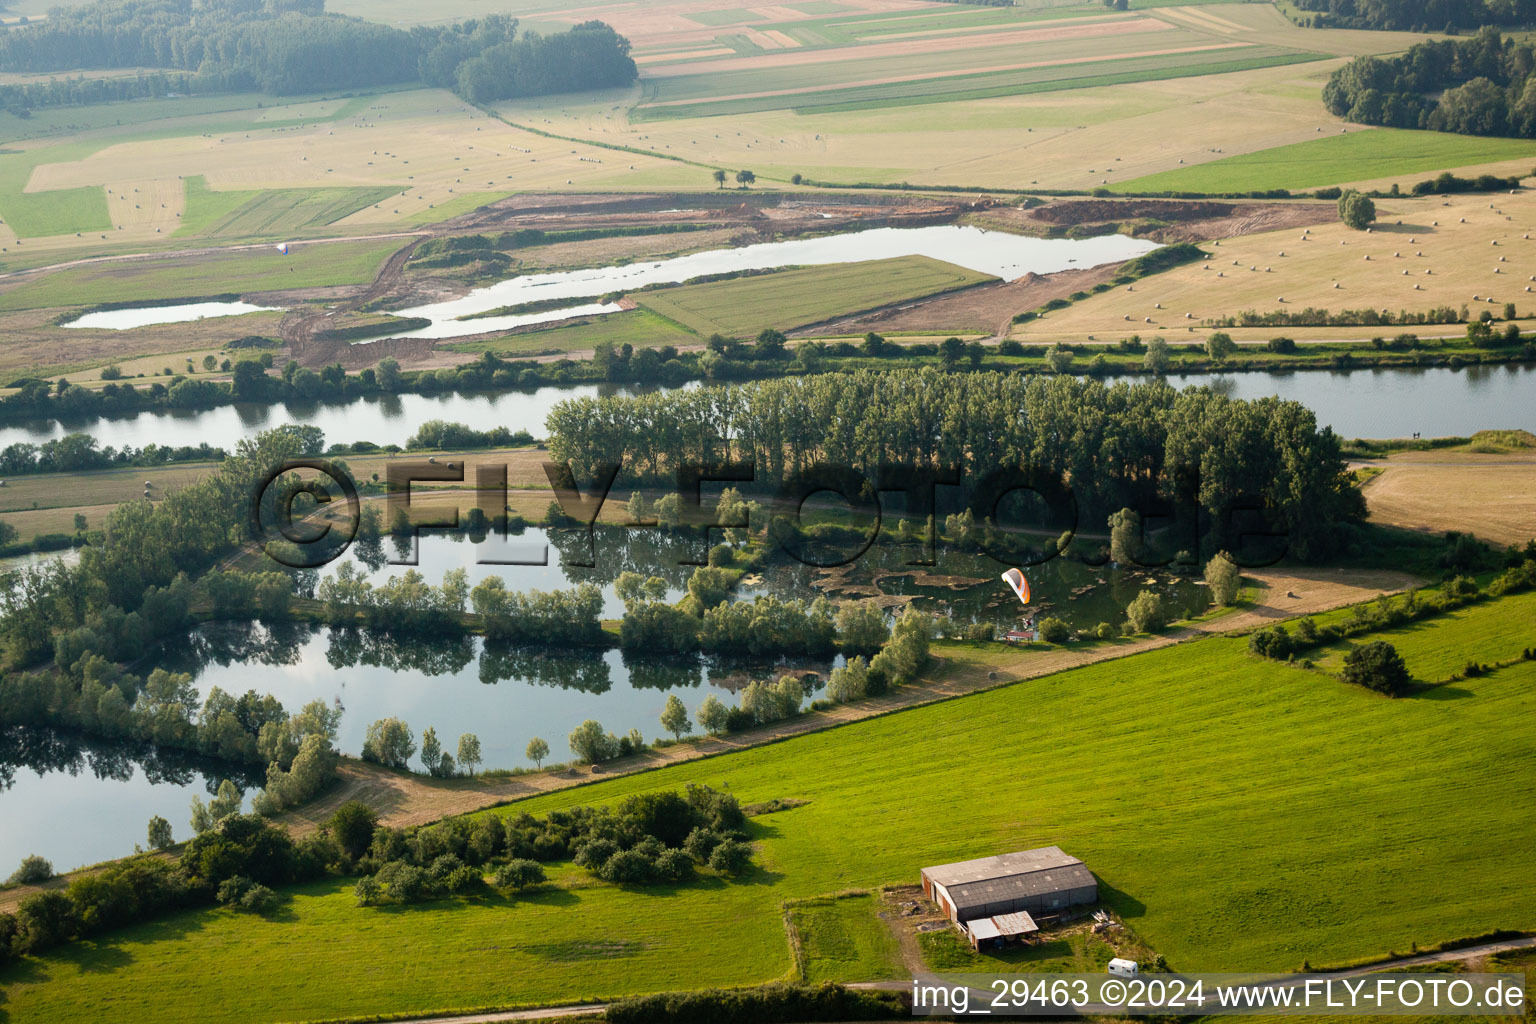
[975,196,1339,245]
[803,264,1129,339]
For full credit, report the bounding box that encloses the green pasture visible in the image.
[0,237,402,311]
[1113,129,1536,194]
[443,308,699,357]
[634,256,994,336]
[5,592,1535,1021]
[787,892,903,983]
[1312,589,1536,682]
[0,143,111,238]
[175,177,399,238]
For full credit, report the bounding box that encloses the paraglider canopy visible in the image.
[275,242,290,255]
[1001,567,1030,606]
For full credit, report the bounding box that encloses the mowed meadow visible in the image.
[4,595,1534,1023]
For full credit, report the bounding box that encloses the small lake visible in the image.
[152,620,829,773]
[384,225,1161,339]
[0,728,258,872]
[62,301,279,330]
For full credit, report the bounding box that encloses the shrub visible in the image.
[1248,625,1293,660]
[238,884,279,914]
[708,839,754,875]
[7,854,54,885]
[1037,617,1071,644]
[494,859,546,891]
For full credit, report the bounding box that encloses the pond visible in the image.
[0,728,259,873]
[4,364,1528,455]
[151,620,830,774]
[287,525,1203,638]
[383,225,1162,339]
[61,301,279,330]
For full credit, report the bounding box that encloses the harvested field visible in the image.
[806,263,1125,338]
[1362,451,1536,548]
[1014,190,1536,343]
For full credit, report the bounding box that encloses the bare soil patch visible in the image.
[803,263,1126,339]
[1362,452,1536,547]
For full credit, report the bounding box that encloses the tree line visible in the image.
[0,434,223,476]
[1325,28,1536,137]
[545,369,1366,562]
[1289,0,1534,32]
[0,0,635,108]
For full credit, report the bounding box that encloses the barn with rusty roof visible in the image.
[921,846,1097,945]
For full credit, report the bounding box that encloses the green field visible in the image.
[444,308,699,357]
[0,237,402,311]
[1113,128,1536,193]
[176,177,399,238]
[1313,590,1536,682]
[5,593,1535,1022]
[0,143,112,238]
[787,892,903,983]
[634,256,995,337]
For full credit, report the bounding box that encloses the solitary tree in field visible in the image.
[696,694,730,736]
[712,169,727,188]
[147,815,173,851]
[329,801,378,861]
[457,733,482,776]
[660,694,692,741]
[1205,331,1237,362]
[526,736,550,769]
[569,720,617,765]
[736,169,756,188]
[1342,640,1411,695]
[420,727,442,774]
[1338,189,1376,230]
[361,717,415,768]
[1124,589,1167,634]
[1143,337,1170,373]
[1204,551,1241,606]
[939,336,966,368]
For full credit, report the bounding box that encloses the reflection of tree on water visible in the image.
[620,651,703,692]
[155,620,312,675]
[478,644,613,692]
[0,725,261,796]
[550,526,702,589]
[324,628,475,677]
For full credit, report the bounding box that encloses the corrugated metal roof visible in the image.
[991,910,1039,936]
[923,846,1080,886]
[922,847,1093,910]
[967,918,1002,941]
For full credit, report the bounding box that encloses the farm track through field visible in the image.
[378,935,1536,1023]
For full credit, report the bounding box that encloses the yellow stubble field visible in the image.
[1012,189,1536,344]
